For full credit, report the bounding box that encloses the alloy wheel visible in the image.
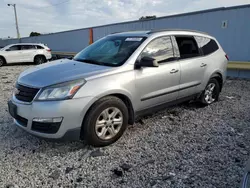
[95,107,123,140]
[0,58,4,66]
[204,83,216,104]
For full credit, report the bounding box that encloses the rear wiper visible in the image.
[74,58,104,65]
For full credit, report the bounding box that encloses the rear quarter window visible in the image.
[195,36,219,56]
[36,45,44,49]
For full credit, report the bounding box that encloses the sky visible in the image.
[0,0,250,38]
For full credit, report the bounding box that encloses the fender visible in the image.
[80,90,135,125]
[208,70,223,92]
[0,55,7,64]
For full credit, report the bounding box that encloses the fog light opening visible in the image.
[33,117,63,123]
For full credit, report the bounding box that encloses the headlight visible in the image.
[36,79,86,101]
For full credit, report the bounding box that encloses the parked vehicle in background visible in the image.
[8,29,228,146]
[241,159,250,188]
[0,43,52,66]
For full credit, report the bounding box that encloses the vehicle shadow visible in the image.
[4,62,35,66]
[3,101,207,155]
[1,118,89,156]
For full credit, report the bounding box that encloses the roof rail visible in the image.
[110,30,150,34]
[148,29,210,35]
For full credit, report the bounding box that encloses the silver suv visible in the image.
[8,30,228,146]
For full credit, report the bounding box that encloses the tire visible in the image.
[200,78,220,105]
[34,55,46,65]
[82,96,129,147]
[0,57,5,67]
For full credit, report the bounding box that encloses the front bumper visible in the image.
[9,96,95,140]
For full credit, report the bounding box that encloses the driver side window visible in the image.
[141,36,175,63]
[8,45,21,51]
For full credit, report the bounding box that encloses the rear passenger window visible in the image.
[195,36,219,55]
[175,36,200,59]
[21,45,36,50]
[141,36,175,63]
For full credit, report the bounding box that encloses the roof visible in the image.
[109,29,211,37]
[109,31,150,37]
[7,43,45,46]
[148,29,209,35]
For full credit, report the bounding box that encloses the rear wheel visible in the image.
[200,78,220,105]
[34,55,46,65]
[82,96,128,147]
[0,57,5,67]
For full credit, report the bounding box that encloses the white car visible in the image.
[0,43,52,66]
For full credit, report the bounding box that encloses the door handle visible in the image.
[170,69,179,74]
[200,63,207,67]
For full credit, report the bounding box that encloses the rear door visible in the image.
[135,36,180,110]
[194,36,221,90]
[20,45,37,62]
[4,45,21,63]
[173,35,204,98]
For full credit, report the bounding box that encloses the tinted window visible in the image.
[195,36,219,55]
[21,45,36,50]
[36,45,44,49]
[141,36,175,63]
[8,45,20,51]
[175,36,200,59]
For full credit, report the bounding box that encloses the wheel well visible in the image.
[80,94,135,140]
[211,73,223,92]
[34,54,46,61]
[0,56,7,64]
[111,94,135,125]
[83,94,135,126]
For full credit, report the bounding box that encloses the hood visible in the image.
[18,59,113,88]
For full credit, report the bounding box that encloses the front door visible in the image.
[135,36,180,111]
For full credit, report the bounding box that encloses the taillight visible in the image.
[225,54,229,61]
[46,49,51,52]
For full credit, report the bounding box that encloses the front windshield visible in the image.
[74,36,146,67]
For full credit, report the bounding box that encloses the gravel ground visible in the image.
[0,64,250,188]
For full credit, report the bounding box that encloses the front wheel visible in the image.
[200,78,220,105]
[82,96,128,147]
[0,57,5,67]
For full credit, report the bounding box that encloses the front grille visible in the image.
[15,84,40,102]
[31,122,61,134]
[15,115,28,127]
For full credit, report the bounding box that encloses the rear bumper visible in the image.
[45,53,52,60]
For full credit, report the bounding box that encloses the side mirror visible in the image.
[136,56,159,69]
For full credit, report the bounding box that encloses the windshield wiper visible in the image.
[74,58,105,66]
